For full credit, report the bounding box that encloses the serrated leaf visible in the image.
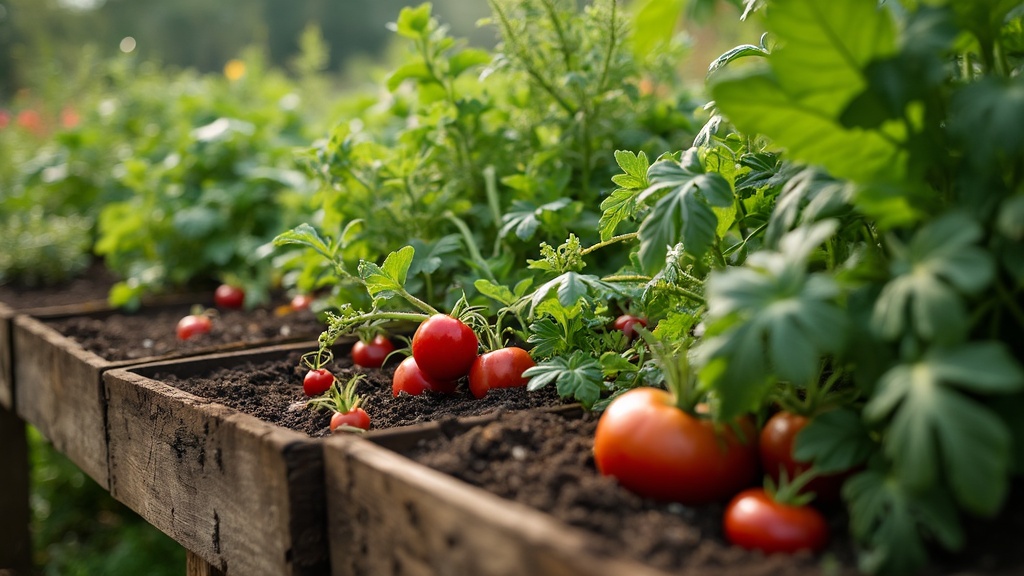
[523,351,604,409]
[475,278,517,306]
[613,149,650,180]
[793,409,875,474]
[528,272,616,314]
[274,223,332,255]
[408,234,462,277]
[707,40,769,76]
[500,198,573,241]
[359,246,415,300]
[599,188,641,241]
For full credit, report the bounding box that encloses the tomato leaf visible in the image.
[500,198,574,241]
[359,245,415,300]
[599,150,650,241]
[863,342,1024,515]
[793,409,875,474]
[637,148,733,271]
[407,234,462,277]
[528,271,617,314]
[523,351,604,409]
[871,212,994,344]
[448,48,492,77]
[631,0,685,59]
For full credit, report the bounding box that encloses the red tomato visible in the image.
[176,314,212,341]
[724,488,829,554]
[351,335,395,369]
[330,408,371,432]
[290,294,313,311]
[760,411,849,503]
[214,284,245,309]
[303,368,335,397]
[613,314,648,341]
[392,356,457,397]
[593,387,758,504]
[411,314,479,381]
[468,347,536,399]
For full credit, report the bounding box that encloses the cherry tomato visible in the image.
[290,294,313,311]
[330,408,371,432]
[613,314,647,341]
[351,335,395,369]
[176,314,212,341]
[760,411,850,503]
[724,488,829,554]
[468,347,536,399]
[392,356,457,397]
[593,387,758,504]
[214,284,245,309]
[303,368,335,397]
[411,314,479,382]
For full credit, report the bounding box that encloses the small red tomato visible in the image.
[290,294,313,311]
[330,408,371,432]
[303,368,335,397]
[613,314,647,341]
[411,314,479,382]
[724,488,829,554]
[760,411,850,502]
[176,314,212,341]
[392,356,457,397]
[593,387,758,504]
[351,335,396,369]
[214,284,245,309]
[468,347,536,399]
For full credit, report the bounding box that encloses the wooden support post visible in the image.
[186,550,225,576]
[0,408,32,576]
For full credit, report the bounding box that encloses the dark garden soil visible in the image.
[45,304,324,361]
[152,349,569,438]
[405,410,1024,576]
[0,261,118,310]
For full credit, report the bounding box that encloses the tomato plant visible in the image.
[594,387,758,504]
[411,314,479,382]
[330,408,370,432]
[176,310,212,341]
[351,335,395,369]
[724,488,829,554]
[392,356,457,397]
[308,374,370,433]
[468,347,536,399]
[214,284,245,309]
[612,314,647,341]
[760,411,852,503]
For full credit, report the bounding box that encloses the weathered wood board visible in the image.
[323,433,672,576]
[0,303,13,410]
[0,408,32,576]
[103,344,337,576]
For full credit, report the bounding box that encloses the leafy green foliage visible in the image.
[0,210,91,287]
[524,350,605,409]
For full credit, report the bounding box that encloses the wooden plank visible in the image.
[103,344,335,576]
[324,436,672,576]
[0,303,13,410]
[13,314,112,488]
[187,549,226,576]
[0,408,32,576]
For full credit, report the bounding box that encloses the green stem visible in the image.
[396,287,439,316]
[581,232,638,256]
[539,0,574,71]
[602,274,651,283]
[445,212,499,283]
[656,283,706,306]
[484,165,505,258]
[712,239,728,269]
[596,0,618,95]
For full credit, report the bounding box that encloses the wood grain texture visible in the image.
[12,314,113,488]
[0,303,13,410]
[324,436,671,576]
[103,345,332,576]
[0,408,32,576]
[187,549,226,576]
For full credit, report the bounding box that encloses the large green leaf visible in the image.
[711,0,906,182]
[359,246,415,301]
[864,343,1024,515]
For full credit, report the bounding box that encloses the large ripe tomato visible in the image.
[303,368,335,397]
[468,347,536,399]
[724,488,829,554]
[176,314,212,341]
[411,314,479,382]
[330,408,371,432]
[392,356,457,397]
[593,387,758,504]
[214,284,245,309]
[351,335,395,368]
[760,411,849,502]
[613,314,648,341]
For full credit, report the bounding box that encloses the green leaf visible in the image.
[386,62,434,92]
[871,212,994,343]
[707,36,769,76]
[793,409,875,474]
[474,279,517,307]
[599,151,650,241]
[408,235,462,277]
[273,223,334,259]
[172,206,221,239]
[500,198,573,241]
[864,343,1024,515]
[523,351,604,409]
[528,272,616,314]
[637,148,733,271]
[631,0,685,59]
[359,246,415,300]
[449,48,492,77]
[393,3,433,39]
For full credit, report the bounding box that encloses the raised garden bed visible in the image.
[99,342,571,574]
[10,299,321,488]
